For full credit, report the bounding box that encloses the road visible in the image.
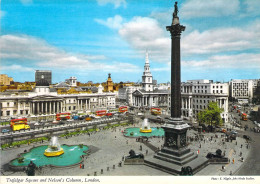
[235,130,260,175]
[229,103,260,175]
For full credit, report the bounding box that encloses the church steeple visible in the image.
[142,50,153,92]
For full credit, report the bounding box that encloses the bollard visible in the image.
[94,172,97,176]
[230,171,232,175]
[101,169,103,174]
[119,162,122,167]
[113,165,115,169]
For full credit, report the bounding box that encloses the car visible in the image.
[221,128,227,133]
[156,116,162,120]
[230,130,237,134]
[2,129,10,133]
[243,135,252,141]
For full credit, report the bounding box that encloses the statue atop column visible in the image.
[173,1,178,17]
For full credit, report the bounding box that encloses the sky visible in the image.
[0,0,260,84]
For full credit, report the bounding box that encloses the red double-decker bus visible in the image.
[151,108,161,115]
[10,118,28,128]
[96,110,107,116]
[56,113,71,121]
[119,106,128,113]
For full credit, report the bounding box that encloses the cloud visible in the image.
[182,22,260,55]
[181,0,240,18]
[183,53,260,69]
[243,0,260,16]
[0,34,140,73]
[119,16,170,62]
[1,64,34,72]
[96,0,126,8]
[95,15,123,29]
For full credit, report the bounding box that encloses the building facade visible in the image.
[229,79,254,103]
[0,74,13,85]
[0,79,116,118]
[179,80,229,123]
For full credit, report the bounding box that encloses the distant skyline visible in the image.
[1,0,260,84]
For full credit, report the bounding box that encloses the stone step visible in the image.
[144,155,209,175]
[157,151,195,161]
[154,153,198,166]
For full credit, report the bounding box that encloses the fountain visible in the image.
[140,118,152,133]
[44,136,64,157]
[124,118,164,137]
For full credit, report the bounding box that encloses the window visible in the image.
[69,106,71,110]
[7,111,10,116]
[20,110,23,114]
[26,110,28,114]
[13,110,17,115]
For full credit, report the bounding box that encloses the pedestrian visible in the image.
[199,144,201,148]
[222,165,225,171]
[82,164,84,169]
[146,150,148,155]
[240,151,242,157]
[80,164,82,169]
[241,144,243,148]
[232,158,235,164]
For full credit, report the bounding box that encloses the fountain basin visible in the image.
[124,127,164,137]
[10,145,88,167]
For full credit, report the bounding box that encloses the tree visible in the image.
[197,102,224,132]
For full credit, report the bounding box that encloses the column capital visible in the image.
[166,23,185,37]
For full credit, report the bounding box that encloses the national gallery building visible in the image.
[0,79,116,118]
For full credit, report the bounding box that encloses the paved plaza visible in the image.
[0,121,252,176]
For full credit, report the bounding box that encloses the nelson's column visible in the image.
[144,2,208,175]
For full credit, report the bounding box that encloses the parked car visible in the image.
[243,135,252,141]
[156,116,162,120]
[2,129,10,133]
[230,130,238,135]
